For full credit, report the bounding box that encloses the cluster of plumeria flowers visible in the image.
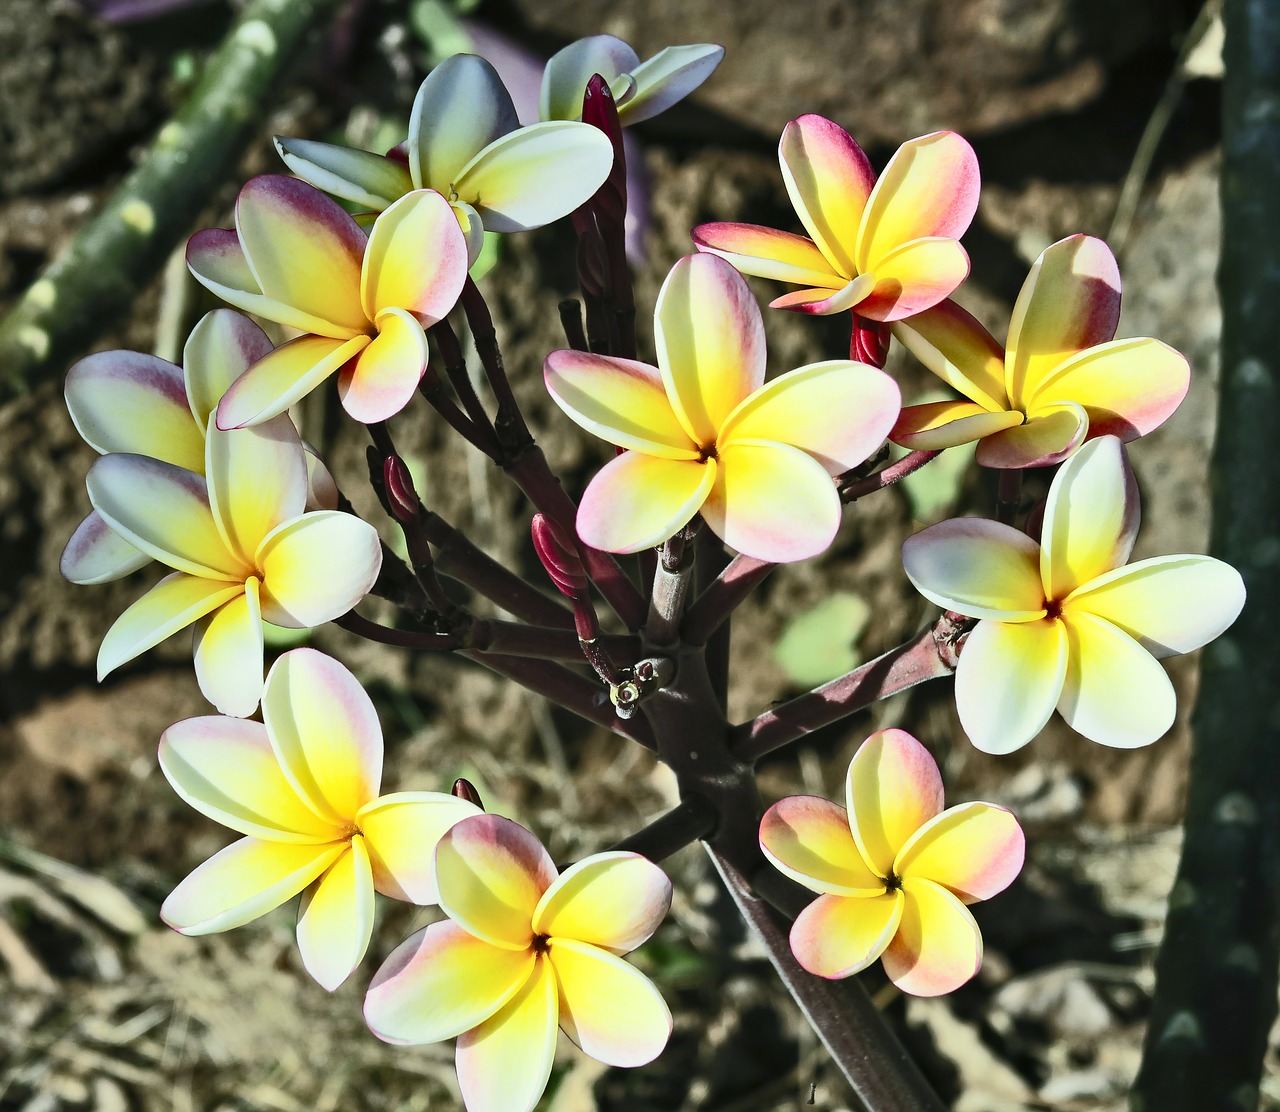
[61,28,1246,1112]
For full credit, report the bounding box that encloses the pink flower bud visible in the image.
[531,513,588,597]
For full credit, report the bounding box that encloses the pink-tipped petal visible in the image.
[846,729,945,878]
[66,350,203,471]
[61,511,150,585]
[234,176,368,334]
[356,791,482,904]
[759,796,885,896]
[97,573,243,681]
[256,510,382,628]
[771,273,878,316]
[549,938,672,1065]
[719,360,900,474]
[361,189,468,324]
[891,301,1009,411]
[182,310,274,433]
[337,308,429,424]
[1029,337,1190,441]
[1058,611,1176,748]
[456,956,559,1112]
[691,222,842,288]
[206,419,308,565]
[192,575,264,718]
[974,402,1087,469]
[435,814,557,950]
[544,350,698,459]
[954,617,1069,755]
[541,35,640,121]
[364,920,536,1045]
[901,518,1046,621]
[577,452,714,553]
[779,114,876,277]
[161,837,344,936]
[260,648,384,825]
[296,836,374,991]
[1066,555,1246,659]
[275,136,412,211]
[789,891,903,979]
[410,54,520,189]
[454,122,615,232]
[86,455,242,579]
[621,44,724,123]
[855,237,971,322]
[533,853,672,954]
[1040,435,1139,598]
[1006,235,1120,405]
[654,254,766,445]
[215,333,371,430]
[159,713,340,842]
[881,877,982,997]
[857,132,979,271]
[895,802,1025,902]
[891,401,1022,451]
[701,439,842,563]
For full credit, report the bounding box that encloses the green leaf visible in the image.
[774,592,871,687]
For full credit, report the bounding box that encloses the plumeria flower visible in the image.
[62,310,337,585]
[275,54,614,264]
[364,813,672,1112]
[760,729,1024,996]
[902,436,1246,752]
[160,648,481,991]
[88,415,382,717]
[540,34,724,126]
[544,253,901,562]
[187,176,468,427]
[891,235,1190,468]
[693,114,978,321]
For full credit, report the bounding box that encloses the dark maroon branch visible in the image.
[607,796,718,862]
[460,277,534,453]
[682,552,775,646]
[840,448,942,502]
[427,316,503,457]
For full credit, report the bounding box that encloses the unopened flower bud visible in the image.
[531,513,589,598]
[452,778,485,810]
[383,454,420,524]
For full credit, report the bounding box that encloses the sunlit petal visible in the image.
[192,575,264,718]
[720,360,899,474]
[261,648,383,825]
[890,300,1009,411]
[256,510,382,628]
[789,891,903,979]
[895,802,1025,902]
[550,938,671,1064]
[771,273,878,316]
[296,836,374,991]
[846,729,944,877]
[1040,435,1139,598]
[779,114,875,276]
[577,452,714,553]
[759,796,884,896]
[337,308,429,424]
[435,814,556,950]
[1066,554,1246,659]
[857,132,979,271]
[274,136,412,211]
[161,837,344,935]
[61,511,150,585]
[692,222,841,288]
[183,309,274,433]
[206,419,308,565]
[533,853,672,954]
[360,189,468,323]
[621,44,724,124]
[1058,611,1176,748]
[364,920,535,1044]
[356,791,482,904]
[954,617,1068,755]
[892,401,1022,450]
[901,518,1046,620]
[410,54,520,189]
[974,402,1087,469]
[881,878,982,997]
[541,35,639,120]
[655,254,766,444]
[855,237,971,322]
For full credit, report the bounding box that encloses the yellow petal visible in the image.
[192,575,264,718]
[846,729,945,877]
[296,836,374,991]
[577,452,714,553]
[892,400,1022,451]
[974,402,1087,469]
[890,300,1009,411]
[901,518,1047,620]
[759,796,884,896]
[256,510,382,628]
[881,877,982,997]
[360,189,468,324]
[895,802,1024,902]
[336,307,429,424]
[788,891,903,979]
[356,791,482,904]
[532,853,671,954]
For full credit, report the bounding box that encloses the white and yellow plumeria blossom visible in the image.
[761,729,1024,996]
[187,176,468,427]
[160,648,481,991]
[694,115,978,320]
[540,34,724,126]
[903,436,1246,753]
[88,416,382,717]
[62,310,338,585]
[275,54,614,265]
[891,235,1190,468]
[364,813,673,1112]
[544,253,901,562]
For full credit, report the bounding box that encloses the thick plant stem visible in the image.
[1133,1,1280,1106]
[0,0,345,401]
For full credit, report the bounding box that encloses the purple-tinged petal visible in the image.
[182,309,274,433]
[361,189,468,324]
[692,222,842,288]
[206,419,308,566]
[974,402,1088,470]
[854,237,971,323]
[892,402,1022,451]
[891,300,1009,411]
[61,511,150,585]
[336,308,429,424]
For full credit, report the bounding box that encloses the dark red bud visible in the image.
[531,513,588,598]
[579,74,627,224]
[452,778,485,810]
[851,315,892,368]
[383,454,419,523]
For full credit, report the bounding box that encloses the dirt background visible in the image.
[0,0,1267,1109]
